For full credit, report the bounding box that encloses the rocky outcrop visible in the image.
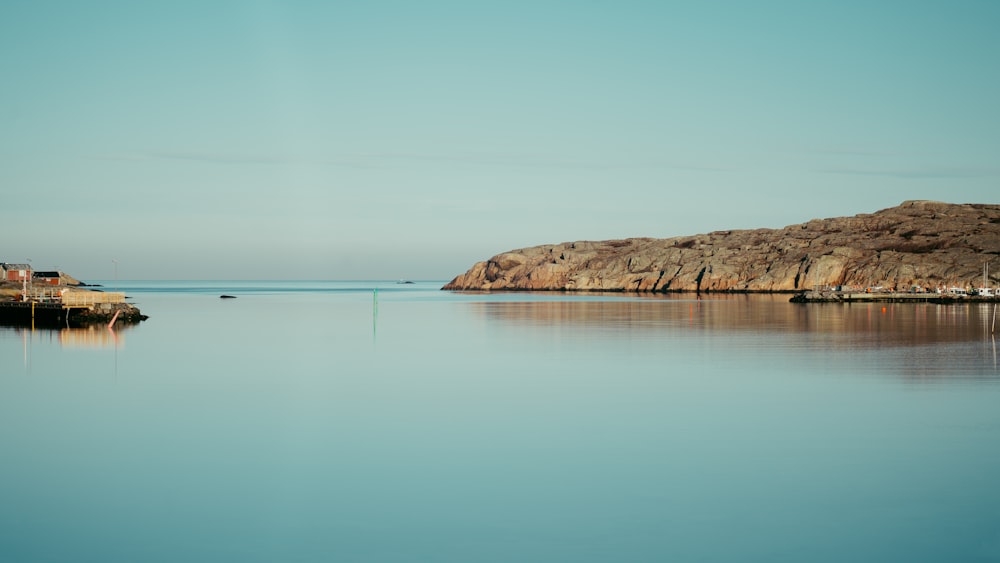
[71,302,148,324]
[443,201,1000,292]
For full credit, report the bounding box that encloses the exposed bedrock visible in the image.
[443,201,1000,292]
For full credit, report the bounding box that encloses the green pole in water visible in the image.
[373,288,378,339]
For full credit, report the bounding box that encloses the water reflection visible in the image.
[58,325,125,349]
[2,285,999,562]
[465,295,999,379]
[467,295,994,346]
[0,324,130,350]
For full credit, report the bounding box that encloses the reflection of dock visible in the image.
[1,322,131,350]
[59,326,123,349]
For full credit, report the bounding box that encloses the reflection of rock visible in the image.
[444,201,1000,292]
[465,296,994,356]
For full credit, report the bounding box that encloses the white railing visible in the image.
[25,287,64,302]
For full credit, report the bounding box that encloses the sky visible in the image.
[2,1,998,280]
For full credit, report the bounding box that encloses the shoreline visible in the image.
[790,290,1000,304]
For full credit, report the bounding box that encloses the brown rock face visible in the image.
[443,201,1000,292]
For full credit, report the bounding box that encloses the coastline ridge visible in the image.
[443,201,1000,294]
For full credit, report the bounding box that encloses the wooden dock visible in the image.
[791,291,998,304]
[21,288,125,307]
[59,290,126,308]
[0,301,74,325]
[0,290,142,326]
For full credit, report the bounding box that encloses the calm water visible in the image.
[2,281,999,562]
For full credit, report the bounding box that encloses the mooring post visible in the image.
[373,288,379,341]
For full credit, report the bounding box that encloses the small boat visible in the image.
[976,263,995,297]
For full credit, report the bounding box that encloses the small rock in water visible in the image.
[220,295,237,299]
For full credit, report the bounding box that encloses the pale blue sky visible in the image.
[3,1,997,280]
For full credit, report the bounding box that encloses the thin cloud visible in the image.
[342,151,733,172]
[153,151,287,164]
[87,151,284,164]
[88,151,383,169]
[819,166,995,179]
[797,145,898,158]
[88,149,733,172]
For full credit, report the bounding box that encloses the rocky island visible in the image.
[443,201,999,295]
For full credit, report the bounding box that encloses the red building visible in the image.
[33,271,64,285]
[1,263,32,282]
